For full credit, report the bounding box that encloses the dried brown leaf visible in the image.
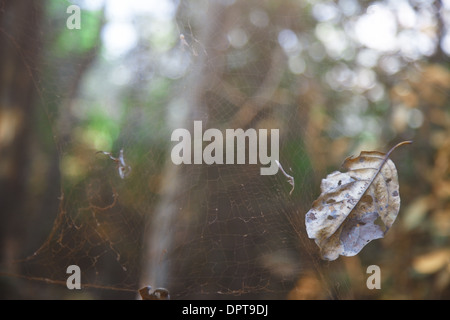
[305,141,412,261]
[138,286,170,300]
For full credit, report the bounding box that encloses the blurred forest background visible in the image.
[0,0,449,299]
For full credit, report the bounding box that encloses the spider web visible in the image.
[2,0,446,300]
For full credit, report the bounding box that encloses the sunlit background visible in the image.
[73,0,449,153]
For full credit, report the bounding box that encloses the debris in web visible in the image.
[96,149,132,179]
[305,141,412,261]
[276,160,295,196]
[179,34,193,54]
[139,286,170,300]
[177,20,207,57]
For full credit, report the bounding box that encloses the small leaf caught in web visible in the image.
[139,286,170,300]
[96,149,131,179]
[305,141,412,261]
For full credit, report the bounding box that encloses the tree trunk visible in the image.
[140,0,227,296]
[140,0,301,299]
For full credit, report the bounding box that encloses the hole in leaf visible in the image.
[374,215,386,231]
